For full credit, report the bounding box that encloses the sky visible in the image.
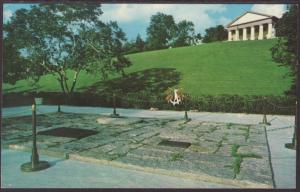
[3,3,288,41]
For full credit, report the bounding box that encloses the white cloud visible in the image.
[251,4,287,18]
[218,16,231,26]
[100,4,227,34]
[3,9,13,22]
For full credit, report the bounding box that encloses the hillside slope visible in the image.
[3,39,292,96]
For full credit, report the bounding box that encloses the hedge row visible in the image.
[3,92,296,115]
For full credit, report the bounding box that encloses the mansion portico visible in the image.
[227,11,279,41]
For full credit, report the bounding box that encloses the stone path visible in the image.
[2,112,274,188]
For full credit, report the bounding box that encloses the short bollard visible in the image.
[58,104,61,112]
[110,93,120,118]
[20,99,50,172]
[260,113,271,125]
[183,99,191,122]
[259,98,271,125]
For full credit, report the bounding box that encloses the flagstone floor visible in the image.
[2,112,274,188]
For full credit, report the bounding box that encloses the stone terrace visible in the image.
[2,112,274,188]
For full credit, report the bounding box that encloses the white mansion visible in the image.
[226,11,279,41]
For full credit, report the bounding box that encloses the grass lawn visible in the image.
[3,39,292,96]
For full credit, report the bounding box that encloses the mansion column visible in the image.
[258,24,264,40]
[250,26,255,40]
[267,23,273,39]
[235,29,239,41]
[243,28,247,40]
[228,30,232,41]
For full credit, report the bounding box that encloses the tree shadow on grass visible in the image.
[80,68,181,95]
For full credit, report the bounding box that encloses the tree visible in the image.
[3,36,28,84]
[123,40,137,54]
[4,3,131,95]
[172,20,195,47]
[271,5,297,95]
[123,34,145,54]
[202,25,227,43]
[270,5,298,149]
[146,12,177,50]
[135,34,145,52]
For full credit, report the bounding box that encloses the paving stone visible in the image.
[141,136,163,145]
[187,141,218,154]
[236,158,273,185]
[96,116,141,125]
[247,133,267,145]
[237,145,268,158]
[128,147,175,159]
[108,143,143,156]
[160,130,198,143]
[214,144,233,156]
[222,134,248,145]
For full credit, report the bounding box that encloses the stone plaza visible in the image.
[2,112,274,188]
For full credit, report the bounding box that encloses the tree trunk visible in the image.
[58,74,66,94]
[70,70,80,93]
[63,75,70,93]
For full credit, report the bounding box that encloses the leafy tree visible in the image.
[4,3,131,94]
[270,5,298,149]
[123,40,138,54]
[202,25,227,43]
[135,34,145,52]
[123,34,145,54]
[146,13,197,49]
[3,37,28,84]
[146,12,177,50]
[271,5,297,95]
[172,20,195,47]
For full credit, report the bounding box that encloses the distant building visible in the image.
[226,11,279,41]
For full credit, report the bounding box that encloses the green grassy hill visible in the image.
[3,39,292,96]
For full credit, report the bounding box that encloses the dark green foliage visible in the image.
[3,37,29,84]
[271,5,298,95]
[202,25,227,43]
[146,12,177,50]
[172,20,195,47]
[3,92,295,115]
[135,34,146,52]
[123,34,146,54]
[146,13,197,50]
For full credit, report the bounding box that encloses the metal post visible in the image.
[58,104,61,112]
[183,98,191,122]
[260,97,271,125]
[184,100,188,120]
[110,93,120,117]
[31,100,39,168]
[20,98,50,172]
[113,93,117,115]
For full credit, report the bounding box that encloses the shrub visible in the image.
[3,92,296,115]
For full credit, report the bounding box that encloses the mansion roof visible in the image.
[226,11,279,28]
